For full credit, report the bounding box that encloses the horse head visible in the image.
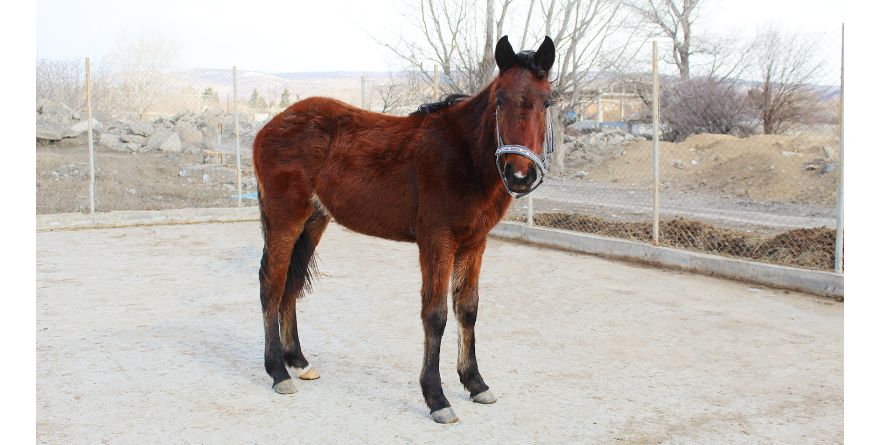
[491,35,556,197]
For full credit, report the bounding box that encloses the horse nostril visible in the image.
[525,167,537,185]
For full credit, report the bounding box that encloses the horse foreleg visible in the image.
[418,233,458,424]
[452,239,496,404]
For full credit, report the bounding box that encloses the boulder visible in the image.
[67,119,102,138]
[120,134,147,145]
[159,133,183,152]
[56,134,89,148]
[145,130,180,152]
[175,120,203,147]
[99,133,125,151]
[36,99,80,141]
[129,122,154,137]
[36,115,67,141]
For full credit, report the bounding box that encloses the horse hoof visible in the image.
[471,390,497,404]
[272,379,297,394]
[296,365,320,380]
[430,407,459,424]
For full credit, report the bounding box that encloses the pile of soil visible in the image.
[566,131,839,206]
[516,212,837,271]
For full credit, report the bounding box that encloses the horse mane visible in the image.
[411,94,470,116]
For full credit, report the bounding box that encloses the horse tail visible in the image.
[257,189,319,300]
[285,225,319,299]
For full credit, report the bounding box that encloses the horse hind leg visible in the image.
[259,196,313,395]
[280,199,331,380]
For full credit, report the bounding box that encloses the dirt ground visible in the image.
[36,145,256,214]
[36,221,842,444]
[571,132,839,206]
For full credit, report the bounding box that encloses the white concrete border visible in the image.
[36,208,843,298]
[490,221,843,299]
[36,207,259,231]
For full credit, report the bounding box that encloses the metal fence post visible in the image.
[361,74,367,109]
[652,41,661,245]
[233,65,242,207]
[527,195,534,226]
[835,24,844,273]
[433,65,439,99]
[596,94,602,129]
[85,57,96,214]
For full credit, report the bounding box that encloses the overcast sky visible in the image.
[37,0,845,73]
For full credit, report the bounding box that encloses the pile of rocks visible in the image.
[36,98,265,154]
[36,99,100,147]
[561,128,643,169]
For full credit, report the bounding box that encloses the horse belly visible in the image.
[315,174,417,242]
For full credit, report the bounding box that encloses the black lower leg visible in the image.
[420,309,450,413]
[457,309,489,396]
[263,310,291,384]
[283,314,310,369]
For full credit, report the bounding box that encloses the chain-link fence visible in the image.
[36,30,843,274]
[518,30,843,274]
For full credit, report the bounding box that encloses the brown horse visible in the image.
[252,35,556,424]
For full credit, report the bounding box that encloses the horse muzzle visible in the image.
[495,146,546,198]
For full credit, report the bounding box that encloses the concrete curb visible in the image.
[36,208,843,298]
[36,207,260,231]
[489,221,843,299]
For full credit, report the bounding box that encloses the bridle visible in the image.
[494,106,555,198]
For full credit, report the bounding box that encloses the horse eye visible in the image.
[495,97,503,107]
[544,99,552,108]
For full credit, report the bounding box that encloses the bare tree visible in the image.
[748,27,824,134]
[102,32,180,119]
[371,72,431,114]
[379,0,513,95]
[535,0,644,170]
[626,0,701,80]
[36,59,86,111]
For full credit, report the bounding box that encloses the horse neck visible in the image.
[447,85,501,188]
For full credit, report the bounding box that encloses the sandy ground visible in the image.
[36,222,843,444]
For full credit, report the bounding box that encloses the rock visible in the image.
[129,122,154,137]
[673,160,685,170]
[120,134,147,145]
[99,133,124,150]
[124,142,142,151]
[159,133,183,152]
[36,115,67,141]
[575,170,588,178]
[175,120,203,147]
[822,146,834,160]
[56,134,89,148]
[145,130,182,152]
[202,174,211,184]
[67,119,102,137]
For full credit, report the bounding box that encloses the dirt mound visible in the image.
[569,130,839,205]
[520,212,837,271]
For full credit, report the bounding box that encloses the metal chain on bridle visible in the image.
[494,106,555,198]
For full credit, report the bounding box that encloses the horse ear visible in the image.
[495,35,516,72]
[534,36,556,74]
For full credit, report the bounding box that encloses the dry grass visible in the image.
[513,212,837,271]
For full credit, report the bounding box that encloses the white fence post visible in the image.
[86,57,96,214]
[361,74,367,109]
[527,195,534,226]
[652,41,661,245]
[835,24,844,273]
[233,65,242,208]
